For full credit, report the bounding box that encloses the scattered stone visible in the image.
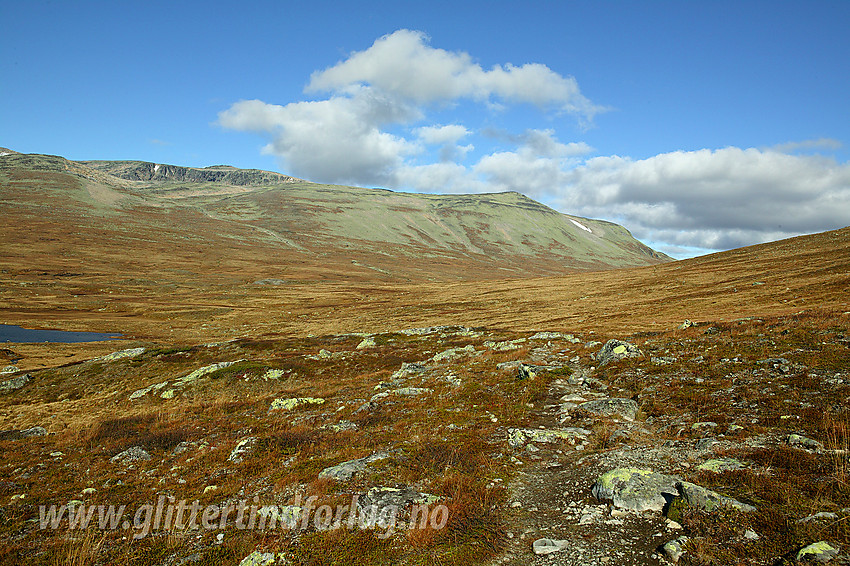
[356,337,376,350]
[237,551,278,566]
[1,365,18,374]
[129,380,169,400]
[318,452,390,482]
[591,468,679,512]
[798,512,839,524]
[322,420,358,432]
[391,387,432,396]
[507,427,591,448]
[257,505,301,527]
[111,446,151,464]
[517,364,537,380]
[178,360,244,384]
[432,345,477,362]
[203,485,218,494]
[696,458,745,473]
[596,339,642,366]
[607,429,631,444]
[172,441,194,455]
[160,389,176,399]
[744,529,760,540]
[529,332,580,343]
[359,486,438,512]
[228,437,258,463]
[796,541,840,563]
[532,538,570,555]
[676,481,756,513]
[269,397,325,411]
[788,434,824,451]
[391,362,427,379]
[578,398,639,421]
[662,536,689,563]
[0,425,47,441]
[261,369,287,380]
[484,339,525,351]
[95,347,146,362]
[694,437,718,450]
[81,487,97,496]
[651,356,678,364]
[678,320,695,330]
[0,373,32,394]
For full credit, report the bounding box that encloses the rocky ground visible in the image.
[1,311,849,565]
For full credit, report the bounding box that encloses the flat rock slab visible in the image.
[318,452,389,482]
[532,538,570,555]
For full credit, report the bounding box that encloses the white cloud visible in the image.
[218,90,421,185]
[416,124,470,145]
[218,31,850,257]
[770,138,843,153]
[307,29,603,121]
[559,147,850,250]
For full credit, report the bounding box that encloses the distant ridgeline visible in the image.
[0,149,671,278]
[81,161,302,186]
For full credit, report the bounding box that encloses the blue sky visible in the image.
[3,1,849,258]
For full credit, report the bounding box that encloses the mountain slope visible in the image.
[0,152,668,284]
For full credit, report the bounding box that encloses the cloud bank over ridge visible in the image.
[218,30,850,257]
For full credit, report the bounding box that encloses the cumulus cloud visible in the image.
[307,29,603,120]
[218,30,850,257]
[218,89,421,185]
[416,124,470,145]
[218,30,598,186]
[559,147,850,250]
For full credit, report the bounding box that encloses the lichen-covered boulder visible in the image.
[591,468,679,512]
[676,481,756,513]
[596,339,642,366]
[796,541,840,563]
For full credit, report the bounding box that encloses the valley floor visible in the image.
[1,310,849,565]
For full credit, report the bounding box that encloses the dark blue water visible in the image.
[0,324,122,343]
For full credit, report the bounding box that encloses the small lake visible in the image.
[0,324,122,343]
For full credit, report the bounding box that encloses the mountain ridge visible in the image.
[0,150,669,282]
